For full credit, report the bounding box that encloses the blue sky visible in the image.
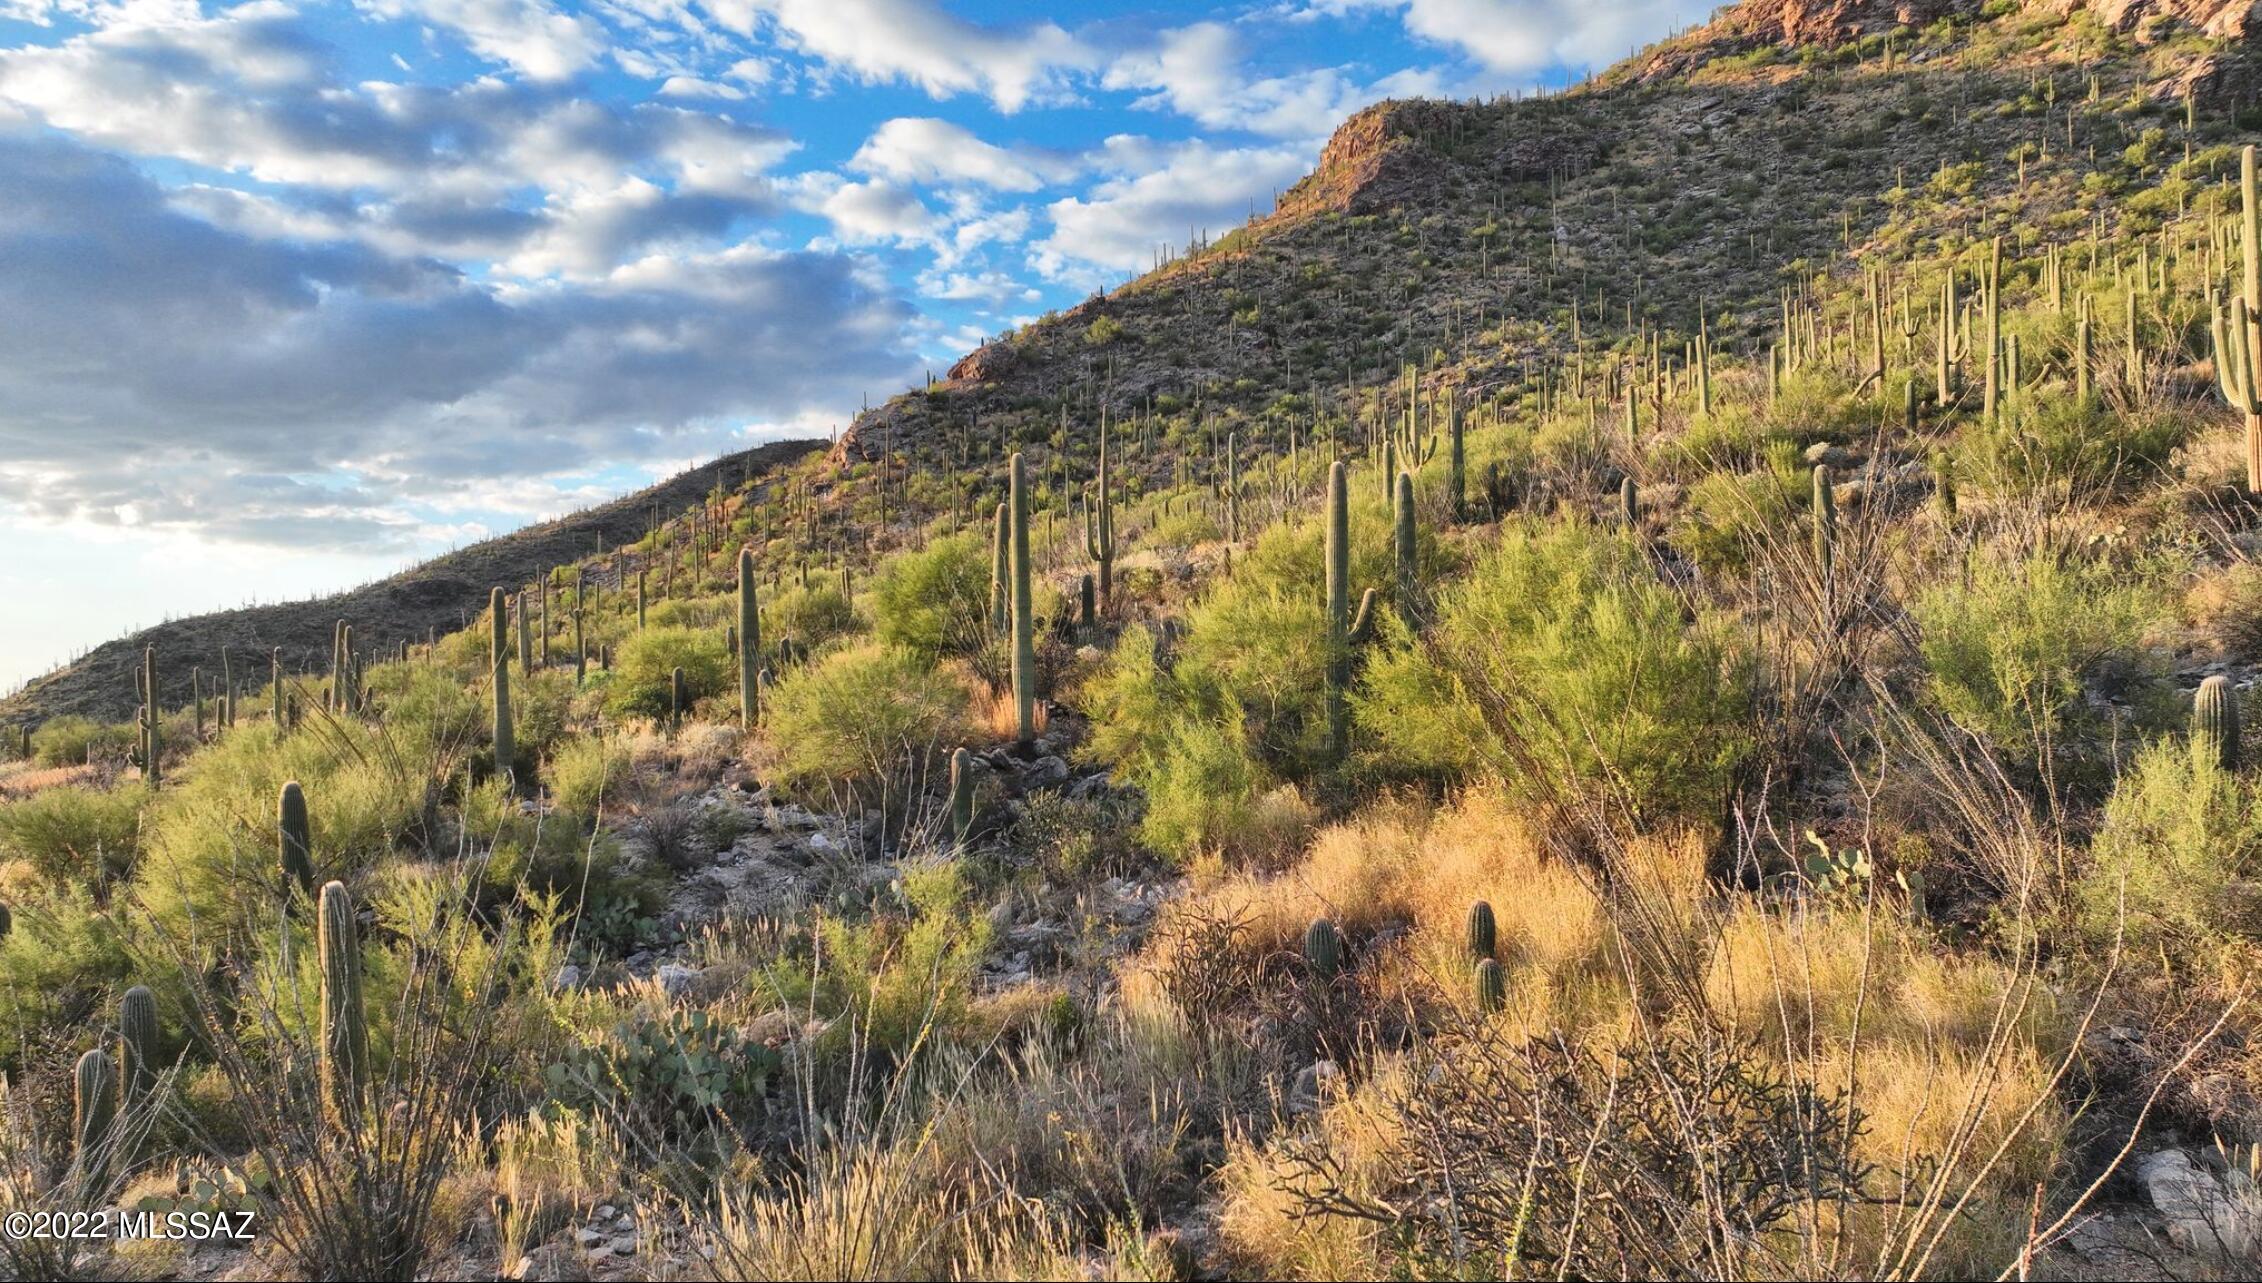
[0,0,1716,690]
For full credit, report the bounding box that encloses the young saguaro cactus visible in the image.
[74,1047,119,1192]
[1475,957,1506,1014]
[1009,452,1037,746]
[280,779,315,900]
[1447,393,1467,522]
[2196,674,2241,773]
[989,501,1010,634]
[947,746,975,847]
[119,984,159,1116]
[671,666,688,724]
[317,880,367,1117]
[1304,917,1342,980]
[1812,463,1837,583]
[1466,900,1497,960]
[738,544,760,729]
[270,648,285,731]
[1323,461,1378,762]
[490,587,515,784]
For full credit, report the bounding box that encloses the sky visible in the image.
[0,0,1719,692]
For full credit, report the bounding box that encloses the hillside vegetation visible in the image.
[10,1,2262,1279]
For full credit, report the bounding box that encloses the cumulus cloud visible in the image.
[356,0,607,80]
[1103,22,1372,140]
[849,117,1071,193]
[1312,0,1712,75]
[733,0,1094,112]
[1034,136,1311,278]
[0,125,918,549]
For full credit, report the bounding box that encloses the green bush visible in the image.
[1912,549,2167,763]
[2078,740,2262,956]
[809,856,993,1062]
[607,626,732,721]
[0,887,134,1063]
[30,716,133,767]
[764,644,970,799]
[871,532,991,659]
[0,784,145,892]
[1354,519,1751,821]
[766,582,860,651]
[551,733,631,823]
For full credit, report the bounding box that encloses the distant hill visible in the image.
[0,438,823,726]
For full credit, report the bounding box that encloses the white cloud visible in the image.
[1035,136,1311,278]
[1314,0,1712,75]
[1104,22,1371,140]
[735,0,1094,112]
[357,0,608,81]
[849,117,1068,193]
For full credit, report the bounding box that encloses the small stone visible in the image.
[512,1244,591,1281]
[655,963,700,998]
[551,964,583,992]
[609,1234,638,1256]
[2137,1148,2262,1261]
[1289,1059,1342,1115]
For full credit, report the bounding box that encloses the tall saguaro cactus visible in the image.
[1085,421,1116,609]
[1010,452,1036,746]
[2210,145,2262,492]
[141,646,159,786]
[1393,470,1417,617]
[738,544,760,729]
[1324,461,1376,762]
[317,880,367,1118]
[989,501,1010,633]
[490,587,515,784]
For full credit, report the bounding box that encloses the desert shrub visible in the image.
[0,887,134,1063]
[870,532,991,659]
[0,784,145,892]
[763,644,970,800]
[765,582,859,651]
[807,857,994,1063]
[29,717,132,768]
[1355,519,1750,821]
[1668,441,1807,575]
[606,626,731,721]
[550,733,631,823]
[1958,395,2190,495]
[1911,548,2166,764]
[2077,739,2262,955]
[544,1006,779,1141]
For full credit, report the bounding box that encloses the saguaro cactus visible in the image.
[280,780,315,900]
[516,593,533,673]
[1085,421,1116,609]
[119,984,158,1116]
[989,501,1010,633]
[1393,470,1417,617]
[1466,900,1497,960]
[1304,917,1342,980]
[270,648,285,731]
[947,746,975,847]
[1812,463,1837,583]
[2212,148,2262,492]
[141,646,159,786]
[1324,462,1377,762]
[738,545,760,729]
[670,666,688,723]
[490,587,515,783]
[1475,957,1505,1013]
[317,880,367,1116]
[1447,393,1467,521]
[1010,452,1036,746]
[74,1048,118,1191]
[2196,674,2241,772]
